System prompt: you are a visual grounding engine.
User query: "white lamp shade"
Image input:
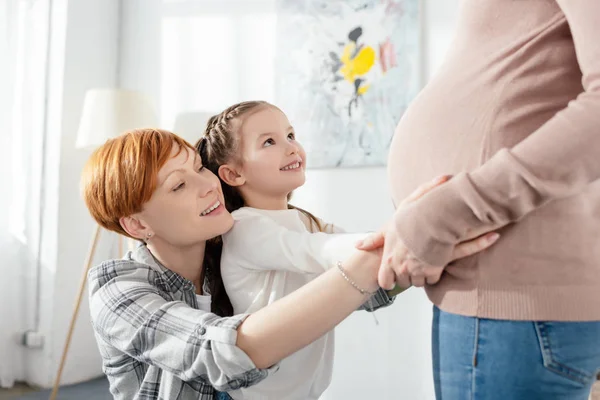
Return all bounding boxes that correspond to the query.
[75,89,159,148]
[172,111,216,144]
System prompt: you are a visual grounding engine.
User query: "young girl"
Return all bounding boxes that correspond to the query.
[198,101,490,400]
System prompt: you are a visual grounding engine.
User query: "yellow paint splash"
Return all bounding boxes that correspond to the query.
[339,43,376,86]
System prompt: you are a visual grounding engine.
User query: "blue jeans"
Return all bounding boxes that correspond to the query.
[432,306,600,400]
[215,391,232,400]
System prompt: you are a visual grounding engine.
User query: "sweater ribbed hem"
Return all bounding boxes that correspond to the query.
[426,279,600,321]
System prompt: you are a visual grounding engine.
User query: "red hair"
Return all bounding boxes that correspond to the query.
[81,128,194,238]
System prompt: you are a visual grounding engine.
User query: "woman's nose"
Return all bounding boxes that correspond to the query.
[198,175,219,198]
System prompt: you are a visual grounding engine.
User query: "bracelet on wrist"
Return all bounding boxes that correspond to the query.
[336,260,375,296]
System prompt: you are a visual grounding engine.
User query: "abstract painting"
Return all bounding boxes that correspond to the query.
[275,0,420,168]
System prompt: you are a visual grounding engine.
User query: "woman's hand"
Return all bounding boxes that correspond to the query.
[374,228,498,289]
[356,176,500,289]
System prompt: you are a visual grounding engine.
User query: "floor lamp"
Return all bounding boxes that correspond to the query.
[50,89,158,400]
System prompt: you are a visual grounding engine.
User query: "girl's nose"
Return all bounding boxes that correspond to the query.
[286,141,299,155]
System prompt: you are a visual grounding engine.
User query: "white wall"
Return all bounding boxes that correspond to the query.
[422,0,461,80]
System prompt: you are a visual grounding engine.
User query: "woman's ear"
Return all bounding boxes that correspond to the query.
[218,164,246,187]
[119,215,150,241]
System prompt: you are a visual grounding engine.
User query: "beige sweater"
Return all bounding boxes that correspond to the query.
[388,0,600,321]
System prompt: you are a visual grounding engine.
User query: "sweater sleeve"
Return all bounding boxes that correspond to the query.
[393,0,600,266]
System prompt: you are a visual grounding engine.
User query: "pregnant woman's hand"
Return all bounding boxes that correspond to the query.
[356,176,500,289]
[376,228,499,289]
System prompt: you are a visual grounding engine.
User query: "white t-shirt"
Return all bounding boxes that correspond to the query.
[222,207,366,400]
[195,294,211,312]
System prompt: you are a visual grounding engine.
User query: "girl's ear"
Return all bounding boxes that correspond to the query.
[218,164,246,187]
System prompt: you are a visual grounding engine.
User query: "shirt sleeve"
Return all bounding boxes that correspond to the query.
[312,219,396,311]
[225,213,367,274]
[88,263,278,392]
[392,1,600,266]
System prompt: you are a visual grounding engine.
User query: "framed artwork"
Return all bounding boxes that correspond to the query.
[275,0,421,168]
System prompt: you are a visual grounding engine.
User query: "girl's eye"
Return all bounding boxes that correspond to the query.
[173,182,185,192]
[287,132,295,140]
[263,138,275,147]
[198,165,205,173]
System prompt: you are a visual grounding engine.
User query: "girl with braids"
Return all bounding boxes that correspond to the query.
[198,101,500,400]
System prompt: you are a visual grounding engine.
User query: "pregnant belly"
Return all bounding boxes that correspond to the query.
[387,81,487,205]
[387,69,565,206]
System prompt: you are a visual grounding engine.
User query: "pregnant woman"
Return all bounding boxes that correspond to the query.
[378,1,600,399]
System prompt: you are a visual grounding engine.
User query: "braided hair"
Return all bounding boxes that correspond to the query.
[196,103,328,299]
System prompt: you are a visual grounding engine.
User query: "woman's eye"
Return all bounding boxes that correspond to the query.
[198,165,205,173]
[288,132,295,140]
[173,182,185,192]
[263,138,275,147]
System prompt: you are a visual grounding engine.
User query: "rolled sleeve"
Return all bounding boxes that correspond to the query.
[89,266,278,392]
[200,314,280,391]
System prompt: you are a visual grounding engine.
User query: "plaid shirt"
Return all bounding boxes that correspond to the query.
[88,245,394,400]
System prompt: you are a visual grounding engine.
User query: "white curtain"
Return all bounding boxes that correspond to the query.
[0,0,50,388]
